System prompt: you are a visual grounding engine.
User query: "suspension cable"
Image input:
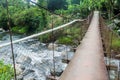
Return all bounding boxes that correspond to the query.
[118,61,120,80]
[51,15,56,78]
[30,1,69,20]
[65,20,69,64]
[6,0,17,80]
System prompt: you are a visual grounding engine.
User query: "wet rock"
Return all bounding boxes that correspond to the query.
[61,51,67,57]
[108,23,117,30]
[10,54,17,59]
[48,43,58,50]
[23,72,35,80]
[114,19,120,24]
[17,75,23,80]
[50,71,63,76]
[22,69,35,76]
[56,45,66,52]
[110,70,116,80]
[61,51,74,60]
[117,29,120,35]
[16,55,32,64]
[16,64,23,75]
[0,37,72,80]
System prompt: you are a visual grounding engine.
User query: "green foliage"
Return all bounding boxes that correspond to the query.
[58,36,73,45]
[112,36,120,51]
[71,0,80,4]
[58,23,81,45]
[12,26,28,34]
[47,0,68,11]
[0,10,8,30]
[12,7,47,33]
[0,0,49,34]
[0,60,14,80]
[39,33,51,43]
[38,0,47,7]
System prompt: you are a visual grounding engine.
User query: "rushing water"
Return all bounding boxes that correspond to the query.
[0,33,74,80]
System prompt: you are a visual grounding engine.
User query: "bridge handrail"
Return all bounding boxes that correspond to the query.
[0,19,85,48]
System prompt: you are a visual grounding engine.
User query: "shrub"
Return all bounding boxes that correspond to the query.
[112,36,120,51]
[58,36,73,45]
[12,8,48,33]
[12,26,28,34]
[0,60,14,80]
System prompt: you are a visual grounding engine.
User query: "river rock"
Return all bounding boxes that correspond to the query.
[16,55,32,64]
[0,37,72,80]
[108,23,117,29]
[16,64,23,75]
[48,43,58,50]
[117,29,120,35]
[23,72,35,80]
[17,75,23,80]
[114,19,120,24]
[61,51,74,60]
[22,69,35,76]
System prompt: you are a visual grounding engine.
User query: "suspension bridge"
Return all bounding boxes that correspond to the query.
[0,11,120,80]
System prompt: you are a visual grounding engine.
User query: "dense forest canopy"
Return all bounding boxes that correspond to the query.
[0,0,120,34]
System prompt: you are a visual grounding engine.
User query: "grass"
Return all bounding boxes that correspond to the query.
[58,36,73,45]
[58,23,82,46]
[112,35,120,51]
[0,60,14,80]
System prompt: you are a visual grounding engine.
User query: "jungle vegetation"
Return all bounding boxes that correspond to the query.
[0,0,120,34]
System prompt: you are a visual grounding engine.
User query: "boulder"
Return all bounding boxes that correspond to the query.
[22,69,35,76]
[117,29,120,35]
[23,73,35,80]
[16,64,23,75]
[48,43,58,50]
[16,55,32,64]
[108,23,117,30]
[114,19,120,24]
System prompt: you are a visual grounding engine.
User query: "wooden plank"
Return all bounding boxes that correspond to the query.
[59,11,108,80]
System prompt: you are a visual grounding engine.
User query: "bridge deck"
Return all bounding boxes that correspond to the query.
[59,11,108,80]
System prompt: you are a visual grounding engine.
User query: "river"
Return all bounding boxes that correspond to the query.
[0,33,75,80]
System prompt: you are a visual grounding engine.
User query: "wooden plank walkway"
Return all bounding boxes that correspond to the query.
[59,11,108,80]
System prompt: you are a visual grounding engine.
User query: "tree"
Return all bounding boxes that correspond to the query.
[47,0,68,11]
[71,0,80,4]
[38,0,47,7]
[12,8,47,33]
[0,10,8,30]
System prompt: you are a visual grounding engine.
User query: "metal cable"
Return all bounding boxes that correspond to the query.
[30,1,69,20]
[65,23,69,64]
[51,15,56,78]
[6,0,17,80]
[118,61,120,80]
